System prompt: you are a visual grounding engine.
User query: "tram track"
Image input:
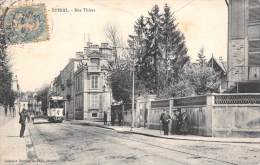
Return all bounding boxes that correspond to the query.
[58,123,237,165]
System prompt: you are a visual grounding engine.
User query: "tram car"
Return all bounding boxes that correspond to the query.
[47,96,66,122]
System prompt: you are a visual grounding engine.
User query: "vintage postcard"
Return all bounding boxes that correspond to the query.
[0,0,260,164]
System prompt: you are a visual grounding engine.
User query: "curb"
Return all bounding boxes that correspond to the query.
[25,125,38,160]
[70,122,115,130]
[71,122,260,144]
[119,131,260,144]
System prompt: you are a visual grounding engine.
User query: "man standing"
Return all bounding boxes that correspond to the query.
[103,111,107,125]
[160,109,171,135]
[19,107,27,138]
[4,105,7,116]
[12,107,16,117]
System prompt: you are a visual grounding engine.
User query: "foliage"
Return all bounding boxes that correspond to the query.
[196,47,206,65]
[36,86,49,115]
[128,4,189,95]
[0,8,15,107]
[104,24,125,68]
[183,63,220,95]
[107,62,132,104]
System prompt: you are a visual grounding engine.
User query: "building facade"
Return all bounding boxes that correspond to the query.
[208,56,228,93]
[50,42,113,120]
[74,42,113,120]
[12,75,21,112]
[227,0,260,89]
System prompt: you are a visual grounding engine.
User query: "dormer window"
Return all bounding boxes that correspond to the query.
[90,58,100,65]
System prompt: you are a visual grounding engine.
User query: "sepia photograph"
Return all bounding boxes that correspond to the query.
[0,0,260,164]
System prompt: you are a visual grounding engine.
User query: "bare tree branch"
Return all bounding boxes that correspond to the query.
[104,24,123,67]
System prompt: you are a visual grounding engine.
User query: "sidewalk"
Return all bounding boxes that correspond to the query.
[69,120,260,144]
[0,108,35,165]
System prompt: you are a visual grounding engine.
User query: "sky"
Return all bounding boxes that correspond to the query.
[7,0,228,91]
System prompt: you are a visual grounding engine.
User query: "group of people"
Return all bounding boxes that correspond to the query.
[103,110,124,126]
[101,109,187,135]
[4,106,16,117]
[160,109,189,135]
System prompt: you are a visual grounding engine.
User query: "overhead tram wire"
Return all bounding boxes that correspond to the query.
[175,0,196,15]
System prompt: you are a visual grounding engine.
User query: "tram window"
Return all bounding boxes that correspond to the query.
[50,101,64,108]
[92,113,97,117]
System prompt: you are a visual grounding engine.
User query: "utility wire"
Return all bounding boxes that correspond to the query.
[175,0,196,14]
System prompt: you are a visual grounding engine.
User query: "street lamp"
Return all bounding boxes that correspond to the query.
[130,42,136,131]
[130,62,135,131]
[102,85,106,119]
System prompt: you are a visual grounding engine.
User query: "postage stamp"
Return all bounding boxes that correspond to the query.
[3,4,49,44]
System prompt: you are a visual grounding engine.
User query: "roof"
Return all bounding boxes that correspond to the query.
[208,56,227,74]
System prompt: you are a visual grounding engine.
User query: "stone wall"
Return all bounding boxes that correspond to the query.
[144,94,260,137]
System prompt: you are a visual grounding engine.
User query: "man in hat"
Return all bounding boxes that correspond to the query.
[103,111,107,125]
[160,109,171,135]
[19,106,27,137]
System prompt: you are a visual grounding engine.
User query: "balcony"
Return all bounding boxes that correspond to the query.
[87,66,101,73]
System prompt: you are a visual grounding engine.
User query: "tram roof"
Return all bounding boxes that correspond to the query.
[49,96,66,101]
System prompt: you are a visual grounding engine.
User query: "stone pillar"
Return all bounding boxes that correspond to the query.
[169,99,174,134]
[207,94,215,137]
[146,95,157,128]
[135,97,141,127]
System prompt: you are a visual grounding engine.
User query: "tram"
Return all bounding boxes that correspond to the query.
[47,96,66,122]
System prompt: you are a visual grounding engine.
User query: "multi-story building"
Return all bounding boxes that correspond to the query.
[60,57,84,120]
[227,0,260,91]
[74,42,113,120]
[50,42,113,120]
[12,75,20,112]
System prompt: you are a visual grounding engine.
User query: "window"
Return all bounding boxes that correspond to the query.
[50,100,64,109]
[90,58,100,65]
[90,94,99,109]
[91,75,98,89]
[249,0,260,24]
[231,0,245,39]
[248,0,260,66]
[92,113,97,117]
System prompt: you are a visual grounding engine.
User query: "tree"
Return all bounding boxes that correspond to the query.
[108,62,132,104]
[104,24,123,67]
[145,5,163,93]
[196,47,206,65]
[36,86,49,115]
[160,4,189,91]
[128,4,189,96]
[0,8,14,107]
[183,63,220,95]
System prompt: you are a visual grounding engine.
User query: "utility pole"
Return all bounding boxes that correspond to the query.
[130,43,135,131]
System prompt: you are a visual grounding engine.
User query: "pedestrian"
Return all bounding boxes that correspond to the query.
[160,109,171,135]
[31,112,35,123]
[4,105,7,116]
[19,107,27,138]
[27,111,30,123]
[12,107,16,117]
[111,111,115,126]
[144,108,148,128]
[118,111,123,126]
[103,111,107,125]
[9,106,12,115]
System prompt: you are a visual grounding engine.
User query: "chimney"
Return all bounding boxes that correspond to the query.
[101,43,109,48]
[76,51,84,58]
[86,42,92,47]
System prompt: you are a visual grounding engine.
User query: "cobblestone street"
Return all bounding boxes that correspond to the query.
[25,119,260,165]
